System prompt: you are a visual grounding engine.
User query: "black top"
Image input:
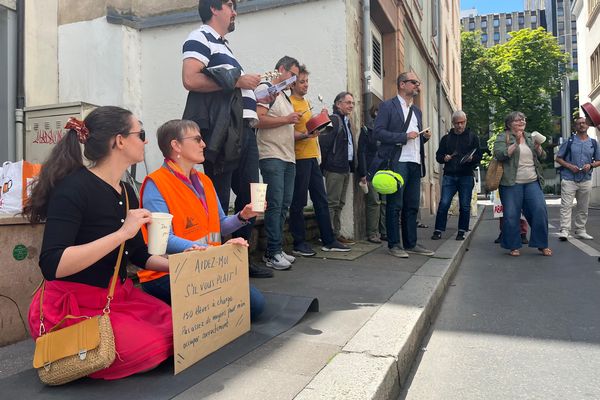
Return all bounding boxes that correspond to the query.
[39,167,151,288]
[357,122,378,177]
[319,111,356,174]
[435,128,482,177]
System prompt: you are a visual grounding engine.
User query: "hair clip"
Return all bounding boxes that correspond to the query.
[65,117,90,144]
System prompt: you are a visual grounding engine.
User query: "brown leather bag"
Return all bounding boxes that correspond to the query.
[485,159,504,191]
[485,133,510,191]
[32,184,129,385]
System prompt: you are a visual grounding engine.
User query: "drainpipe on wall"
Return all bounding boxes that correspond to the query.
[436,0,443,191]
[436,0,443,137]
[361,0,371,125]
[15,0,25,160]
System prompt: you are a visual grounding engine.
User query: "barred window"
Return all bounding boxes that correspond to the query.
[591,44,600,92]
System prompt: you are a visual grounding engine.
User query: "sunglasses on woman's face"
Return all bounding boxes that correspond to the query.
[129,129,146,142]
[181,135,203,143]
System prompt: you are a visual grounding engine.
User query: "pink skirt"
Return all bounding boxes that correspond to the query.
[28,279,173,380]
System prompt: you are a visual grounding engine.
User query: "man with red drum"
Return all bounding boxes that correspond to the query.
[288,66,350,256]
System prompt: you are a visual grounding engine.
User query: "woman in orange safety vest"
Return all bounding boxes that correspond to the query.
[140,119,265,318]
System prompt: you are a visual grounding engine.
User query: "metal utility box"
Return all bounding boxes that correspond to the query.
[23,102,97,163]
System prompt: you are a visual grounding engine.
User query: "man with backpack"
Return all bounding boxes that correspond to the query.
[556,116,600,241]
[374,72,434,258]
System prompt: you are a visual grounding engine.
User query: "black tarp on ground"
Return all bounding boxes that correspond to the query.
[0,292,318,400]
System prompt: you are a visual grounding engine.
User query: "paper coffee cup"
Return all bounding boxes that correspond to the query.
[250,183,268,212]
[358,180,369,194]
[147,212,173,255]
[531,131,546,144]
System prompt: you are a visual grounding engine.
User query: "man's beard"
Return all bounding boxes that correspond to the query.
[228,21,235,32]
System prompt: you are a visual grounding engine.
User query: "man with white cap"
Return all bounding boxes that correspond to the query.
[555,116,600,240]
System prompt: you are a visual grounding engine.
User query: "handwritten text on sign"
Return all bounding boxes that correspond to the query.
[169,244,250,375]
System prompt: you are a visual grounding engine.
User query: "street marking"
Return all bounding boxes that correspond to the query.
[550,232,600,256]
[567,237,600,256]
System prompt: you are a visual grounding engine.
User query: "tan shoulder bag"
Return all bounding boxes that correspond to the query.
[485,133,510,191]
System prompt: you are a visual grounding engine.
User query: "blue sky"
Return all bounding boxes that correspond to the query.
[460,0,524,14]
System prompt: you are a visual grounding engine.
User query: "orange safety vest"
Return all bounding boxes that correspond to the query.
[137,166,221,283]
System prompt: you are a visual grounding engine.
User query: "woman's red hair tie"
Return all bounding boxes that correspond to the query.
[64,117,89,144]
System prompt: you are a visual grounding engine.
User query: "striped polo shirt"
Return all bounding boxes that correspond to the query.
[182,25,258,124]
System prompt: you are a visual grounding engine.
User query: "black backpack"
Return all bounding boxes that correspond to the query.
[560,134,597,169]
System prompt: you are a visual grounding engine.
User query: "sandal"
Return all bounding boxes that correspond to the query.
[509,249,520,257]
[538,248,552,256]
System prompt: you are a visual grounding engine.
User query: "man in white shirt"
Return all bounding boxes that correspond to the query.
[374,72,434,258]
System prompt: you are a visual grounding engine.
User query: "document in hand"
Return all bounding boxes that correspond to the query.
[460,148,477,164]
[254,75,297,100]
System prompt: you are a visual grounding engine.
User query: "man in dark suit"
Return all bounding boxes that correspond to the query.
[374,72,434,258]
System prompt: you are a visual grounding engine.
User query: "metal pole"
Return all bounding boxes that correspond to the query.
[15,0,24,160]
[361,0,371,125]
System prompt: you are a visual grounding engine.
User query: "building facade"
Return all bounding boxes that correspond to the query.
[543,0,578,138]
[461,9,547,47]
[525,0,546,10]
[6,0,461,238]
[571,0,600,204]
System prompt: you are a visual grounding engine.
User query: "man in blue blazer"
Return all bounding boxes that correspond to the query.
[374,72,435,258]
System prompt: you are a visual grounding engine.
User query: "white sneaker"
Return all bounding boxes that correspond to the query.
[558,229,569,241]
[264,253,292,270]
[281,251,296,263]
[574,231,594,240]
[262,252,296,264]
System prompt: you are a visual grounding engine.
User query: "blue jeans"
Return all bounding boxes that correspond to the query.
[434,174,474,232]
[499,181,548,250]
[289,158,335,246]
[386,162,421,249]
[259,158,296,256]
[204,125,259,241]
[142,276,265,320]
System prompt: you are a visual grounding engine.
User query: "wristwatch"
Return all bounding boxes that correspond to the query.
[237,213,250,224]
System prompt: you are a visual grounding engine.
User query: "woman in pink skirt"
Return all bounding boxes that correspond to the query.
[23,106,173,380]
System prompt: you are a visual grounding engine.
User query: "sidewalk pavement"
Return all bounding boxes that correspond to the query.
[0,208,482,399]
[173,206,484,399]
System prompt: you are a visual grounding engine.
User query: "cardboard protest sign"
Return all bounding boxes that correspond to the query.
[169,243,250,374]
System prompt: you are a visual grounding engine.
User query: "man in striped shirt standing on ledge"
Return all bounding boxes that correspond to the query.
[181,0,274,278]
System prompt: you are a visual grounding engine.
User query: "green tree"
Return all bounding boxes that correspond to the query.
[483,28,569,135]
[461,28,569,167]
[460,31,492,136]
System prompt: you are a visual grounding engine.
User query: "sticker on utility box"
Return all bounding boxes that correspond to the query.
[13,244,28,261]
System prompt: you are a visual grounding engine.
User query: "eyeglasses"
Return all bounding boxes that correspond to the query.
[402,79,421,86]
[512,118,526,122]
[341,100,356,105]
[129,130,146,142]
[181,135,203,143]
